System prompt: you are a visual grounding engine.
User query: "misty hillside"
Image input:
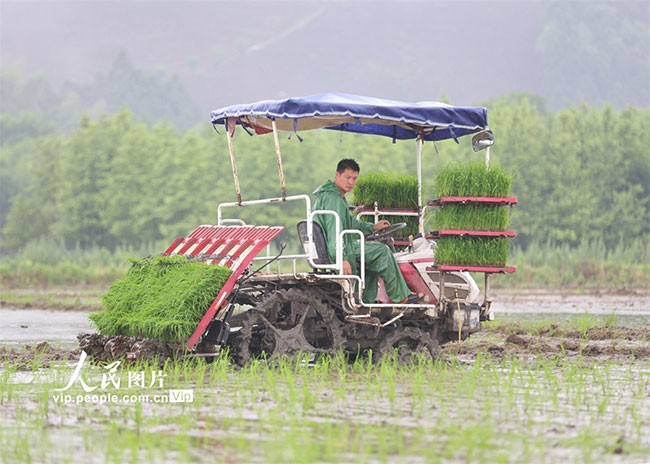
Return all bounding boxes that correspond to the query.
[1,1,648,129]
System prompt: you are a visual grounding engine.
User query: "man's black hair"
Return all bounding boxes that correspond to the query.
[336,158,360,173]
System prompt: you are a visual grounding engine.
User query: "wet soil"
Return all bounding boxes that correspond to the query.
[1,289,648,368]
[2,319,648,370]
[0,341,81,368]
[443,323,650,363]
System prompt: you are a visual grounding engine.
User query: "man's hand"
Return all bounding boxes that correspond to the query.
[373,220,390,231]
[342,260,352,275]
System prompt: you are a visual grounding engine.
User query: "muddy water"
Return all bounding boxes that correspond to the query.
[492,291,650,327]
[492,290,650,315]
[0,308,93,347]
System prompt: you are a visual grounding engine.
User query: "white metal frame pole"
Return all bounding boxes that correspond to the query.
[225,125,242,204]
[416,135,424,235]
[271,119,287,199]
[485,146,491,168]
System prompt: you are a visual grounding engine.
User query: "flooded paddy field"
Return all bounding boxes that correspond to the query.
[1,290,649,463]
[493,289,650,327]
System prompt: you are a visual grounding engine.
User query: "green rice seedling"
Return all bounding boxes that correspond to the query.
[434,161,513,198]
[89,255,232,342]
[352,172,420,236]
[602,313,618,327]
[429,204,511,231]
[434,236,509,265]
[354,172,419,208]
[429,161,514,263]
[570,313,610,340]
[7,331,650,463]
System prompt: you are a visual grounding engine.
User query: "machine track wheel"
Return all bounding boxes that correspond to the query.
[229,310,278,366]
[230,288,346,366]
[375,327,440,363]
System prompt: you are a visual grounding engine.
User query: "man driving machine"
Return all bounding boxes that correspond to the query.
[313,159,423,304]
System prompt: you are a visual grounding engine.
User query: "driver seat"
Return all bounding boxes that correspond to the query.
[297,220,331,266]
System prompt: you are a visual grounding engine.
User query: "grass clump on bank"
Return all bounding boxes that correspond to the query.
[89,255,231,342]
[352,172,419,236]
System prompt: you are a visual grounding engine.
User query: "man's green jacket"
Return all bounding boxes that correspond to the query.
[312,179,411,304]
[313,180,373,274]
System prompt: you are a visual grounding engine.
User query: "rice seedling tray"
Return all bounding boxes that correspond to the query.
[430,229,517,238]
[91,225,285,349]
[428,264,516,274]
[433,161,513,197]
[433,236,509,266]
[427,196,518,206]
[166,225,285,349]
[91,255,234,343]
[355,207,418,214]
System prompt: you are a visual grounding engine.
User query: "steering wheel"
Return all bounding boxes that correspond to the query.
[366,222,407,242]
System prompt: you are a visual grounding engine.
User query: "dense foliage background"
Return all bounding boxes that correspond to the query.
[2,94,648,257]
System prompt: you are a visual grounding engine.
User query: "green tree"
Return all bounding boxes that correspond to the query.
[2,102,648,258]
[99,118,167,245]
[50,113,131,249]
[1,136,63,250]
[487,96,547,248]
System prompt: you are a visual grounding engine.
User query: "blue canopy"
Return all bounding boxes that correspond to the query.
[211,93,488,142]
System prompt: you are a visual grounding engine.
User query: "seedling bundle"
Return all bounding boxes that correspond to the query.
[352,172,419,236]
[433,161,512,197]
[90,255,232,342]
[431,161,514,266]
[429,205,510,231]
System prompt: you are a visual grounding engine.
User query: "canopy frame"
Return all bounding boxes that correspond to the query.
[213,93,490,229]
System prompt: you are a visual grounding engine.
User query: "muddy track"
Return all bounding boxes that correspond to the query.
[444,323,650,362]
[0,342,81,369]
[2,321,648,370]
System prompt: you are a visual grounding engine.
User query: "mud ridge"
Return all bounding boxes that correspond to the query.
[442,325,650,362]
